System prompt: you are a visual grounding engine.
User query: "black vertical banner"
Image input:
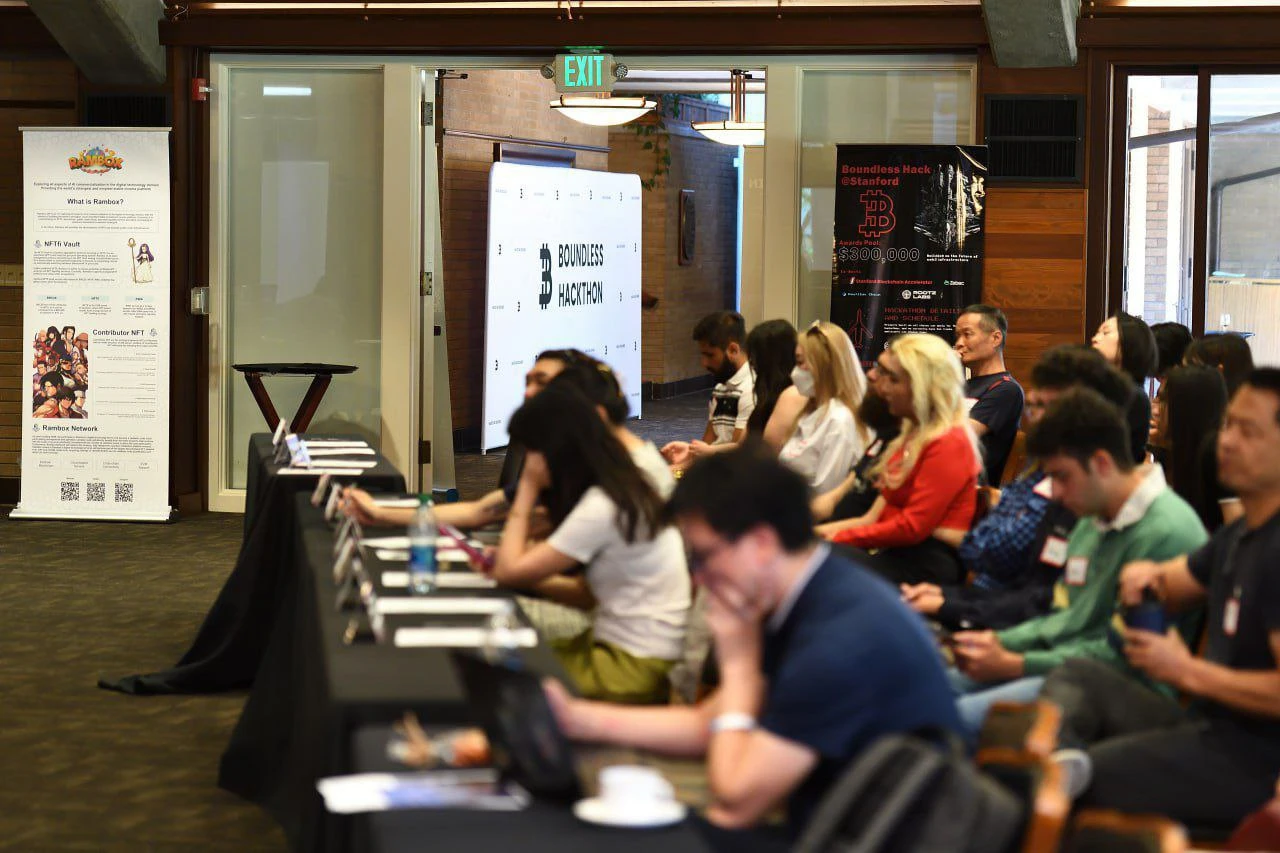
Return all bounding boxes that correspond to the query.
[830,144,988,367]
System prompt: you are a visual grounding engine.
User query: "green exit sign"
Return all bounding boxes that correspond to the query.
[554,53,614,94]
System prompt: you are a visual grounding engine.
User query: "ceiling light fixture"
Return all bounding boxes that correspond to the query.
[693,69,764,147]
[549,93,656,127]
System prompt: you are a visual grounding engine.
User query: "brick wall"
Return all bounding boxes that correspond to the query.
[439,70,607,439]
[1143,108,1171,324]
[608,98,737,388]
[0,56,79,483]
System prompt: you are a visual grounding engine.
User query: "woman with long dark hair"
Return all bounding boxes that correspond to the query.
[744,318,797,438]
[493,383,690,704]
[1184,332,1254,396]
[1152,364,1235,530]
[1092,311,1157,464]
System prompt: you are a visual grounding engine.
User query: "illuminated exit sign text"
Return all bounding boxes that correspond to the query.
[554,53,614,94]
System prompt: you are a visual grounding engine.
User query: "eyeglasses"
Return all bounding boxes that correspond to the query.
[686,538,736,573]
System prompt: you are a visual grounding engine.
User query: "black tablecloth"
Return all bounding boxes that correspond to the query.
[219,495,567,853]
[347,725,713,853]
[98,434,404,695]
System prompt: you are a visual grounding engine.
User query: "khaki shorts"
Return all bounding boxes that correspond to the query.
[551,630,675,705]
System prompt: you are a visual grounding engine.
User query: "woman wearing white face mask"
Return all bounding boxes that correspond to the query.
[777,321,871,494]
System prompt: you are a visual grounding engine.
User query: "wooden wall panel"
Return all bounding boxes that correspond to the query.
[983,187,1088,387]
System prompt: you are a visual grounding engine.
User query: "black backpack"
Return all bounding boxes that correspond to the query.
[792,732,1023,853]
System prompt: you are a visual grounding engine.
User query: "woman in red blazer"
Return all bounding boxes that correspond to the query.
[817,332,981,585]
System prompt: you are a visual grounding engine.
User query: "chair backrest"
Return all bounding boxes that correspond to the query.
[667,586,712,704]
[794,732,1023,853]
[974,485,999,526]
[977,700,1062,759]
[1001,431,1028,485]
[976,747,1071,853]
[1065,809,1189,853]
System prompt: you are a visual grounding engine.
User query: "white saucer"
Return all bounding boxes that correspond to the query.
[572,796,688,828]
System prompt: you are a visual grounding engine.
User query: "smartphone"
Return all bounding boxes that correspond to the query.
[439,521,495,569]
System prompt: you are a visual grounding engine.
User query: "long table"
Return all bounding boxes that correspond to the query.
[218,495,569,852]
[347,724,714,853]
[100,434,405,695]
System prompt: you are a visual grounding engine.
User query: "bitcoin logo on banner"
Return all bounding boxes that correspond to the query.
[538,243,553,309]
[858,189,896,238]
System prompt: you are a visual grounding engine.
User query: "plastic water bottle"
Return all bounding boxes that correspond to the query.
[482,600,523,665]
[408,497,437,595]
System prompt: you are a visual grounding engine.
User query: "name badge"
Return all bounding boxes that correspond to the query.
[324,483,343,523]
[311,472,333,507]
[1065,556,1089,586]
[1040,536,1069,568]
[1224,597,1241,637]
[333,535,357,584]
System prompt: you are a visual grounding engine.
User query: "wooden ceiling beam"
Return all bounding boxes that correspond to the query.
[158,7,989,50]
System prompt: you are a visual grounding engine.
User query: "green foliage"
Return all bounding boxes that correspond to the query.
[632,93,686,191]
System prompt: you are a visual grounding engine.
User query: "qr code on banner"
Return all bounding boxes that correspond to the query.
[87,482,106,503]
[114,482,134,503]
[60,481,80,502]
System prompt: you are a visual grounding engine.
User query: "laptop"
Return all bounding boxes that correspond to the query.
[449,651,583,803]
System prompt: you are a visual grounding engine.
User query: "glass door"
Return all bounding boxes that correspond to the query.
[208,58,435,511]
[1206,74,1280,366]
[1122,75,1198,327]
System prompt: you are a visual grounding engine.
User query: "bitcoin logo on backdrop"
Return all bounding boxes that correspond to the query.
[858,190,896,238]
[538,244,553,309]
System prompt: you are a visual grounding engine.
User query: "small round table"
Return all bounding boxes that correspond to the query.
[232,363,357,433]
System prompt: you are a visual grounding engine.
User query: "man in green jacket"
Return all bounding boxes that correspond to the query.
[945,387,1208,738]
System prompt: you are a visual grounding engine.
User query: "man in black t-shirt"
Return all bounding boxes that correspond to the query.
[955,304,1024,485]
[1045,368,1280,833]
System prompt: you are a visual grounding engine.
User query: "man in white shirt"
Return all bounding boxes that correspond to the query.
[663,311,755,471]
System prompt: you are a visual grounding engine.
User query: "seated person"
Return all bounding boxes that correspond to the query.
[663,311,754,469]
[488,384,690,705]
[954,304,1024,486]
[902,346,1132,631]
[817,333,980,586]
[1151,365,1237,531]
[944,387,1207,738]
[777,321,870,495]
[342,349,672,527]
[1041,370,1280,833]
[810,387,900,524]
[1091,312,1158,464]
[1184,330,1254,396]
[542,443,960,842]
[742,318,798,445]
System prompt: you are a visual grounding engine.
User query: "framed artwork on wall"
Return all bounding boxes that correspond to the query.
[679,189,696,265]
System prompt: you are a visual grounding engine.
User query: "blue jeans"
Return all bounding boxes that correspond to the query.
[947,668,1046,744]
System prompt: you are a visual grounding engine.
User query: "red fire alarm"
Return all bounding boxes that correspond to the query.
[191,78,210,102]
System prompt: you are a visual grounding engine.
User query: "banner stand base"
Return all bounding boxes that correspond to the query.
[8,504,177,523]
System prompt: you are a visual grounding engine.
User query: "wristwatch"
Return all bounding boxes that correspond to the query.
[709,712,758,734]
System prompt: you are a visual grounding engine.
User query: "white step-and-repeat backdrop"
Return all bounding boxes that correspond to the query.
[482,162,643,451]
[15,128,171,521]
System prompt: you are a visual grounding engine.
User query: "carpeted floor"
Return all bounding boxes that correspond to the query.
[0,394,710,852]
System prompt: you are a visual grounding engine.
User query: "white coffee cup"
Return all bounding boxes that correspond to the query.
[598,765,674,813]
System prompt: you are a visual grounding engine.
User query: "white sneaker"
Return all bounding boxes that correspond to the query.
[1052,748,1093,800]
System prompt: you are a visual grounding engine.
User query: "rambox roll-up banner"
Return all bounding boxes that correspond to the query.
[830,144,988,367]
[482,162,643,452]
[15,128,172,521]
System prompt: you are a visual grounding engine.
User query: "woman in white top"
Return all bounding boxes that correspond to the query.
[492,382,690,705]
[776,320,870,494]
